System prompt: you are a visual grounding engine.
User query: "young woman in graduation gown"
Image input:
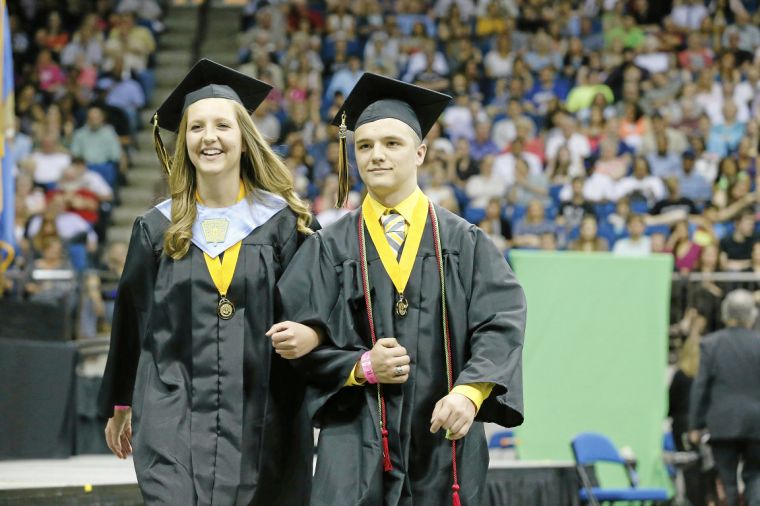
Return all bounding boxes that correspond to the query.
[97,60,319,506]
[276,74,527,506]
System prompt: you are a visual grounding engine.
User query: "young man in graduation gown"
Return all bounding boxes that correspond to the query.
[98,60,319,505]
[274,73,527,506]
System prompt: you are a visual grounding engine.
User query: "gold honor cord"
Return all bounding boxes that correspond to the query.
[361,193,429,316]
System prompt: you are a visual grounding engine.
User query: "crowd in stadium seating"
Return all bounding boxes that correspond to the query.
[5,0,162,337]
[5,0,760,341]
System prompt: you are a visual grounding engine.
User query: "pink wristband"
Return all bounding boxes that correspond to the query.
[114,405,131,411]
[360,351,378,384]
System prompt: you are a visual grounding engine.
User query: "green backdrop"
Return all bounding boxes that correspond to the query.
[509,251,674,494]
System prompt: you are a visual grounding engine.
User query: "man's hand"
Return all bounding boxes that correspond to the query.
[430,393,476,440]
[688,429,703,446]
[105,408,132,459]
[356,337,410,384]
[266,321,323,359]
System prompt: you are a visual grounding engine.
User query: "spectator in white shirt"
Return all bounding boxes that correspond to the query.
[465,154,508,208]
[671,0,709,31]
[31,135,72,187]
[613,214,652,256]
[545,112,591,177]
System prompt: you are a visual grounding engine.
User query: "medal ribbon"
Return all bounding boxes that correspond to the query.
[361,192,429,296]
[203,241,242,298]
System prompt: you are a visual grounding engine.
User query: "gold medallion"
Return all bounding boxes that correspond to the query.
[202,218,230,244]
[217,296,235,320]
[395,293,408,318]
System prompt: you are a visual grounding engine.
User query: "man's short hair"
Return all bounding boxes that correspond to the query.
[721,289,759,327]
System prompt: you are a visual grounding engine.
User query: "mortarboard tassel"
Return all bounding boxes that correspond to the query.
[382,428,392,472]
[452,484,461,506]
[335,111,349,208]
[152,113,172,176]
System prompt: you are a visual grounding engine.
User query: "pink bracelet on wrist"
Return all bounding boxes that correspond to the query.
[114,405,131,411]
[360,351,378,384]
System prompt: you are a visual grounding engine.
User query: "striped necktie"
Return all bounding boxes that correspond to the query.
[381,210,406,259]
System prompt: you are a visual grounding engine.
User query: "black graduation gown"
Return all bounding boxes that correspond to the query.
[97,206,312,506]
[277,205,526,506]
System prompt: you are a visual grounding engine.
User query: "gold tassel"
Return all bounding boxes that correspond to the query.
[152,113,172,176]
[335,111,350,208]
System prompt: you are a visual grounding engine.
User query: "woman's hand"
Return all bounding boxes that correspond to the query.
[266,321,324,359]
[105,408,132,459]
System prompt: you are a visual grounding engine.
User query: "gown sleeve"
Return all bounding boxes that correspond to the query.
[276,232,367,422]
[454,226,527,427]
[97,216,159,418]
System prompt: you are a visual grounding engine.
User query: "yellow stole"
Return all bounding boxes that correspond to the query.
[361,192,429,296]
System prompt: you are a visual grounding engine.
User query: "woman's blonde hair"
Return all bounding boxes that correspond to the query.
[163,101,312,260]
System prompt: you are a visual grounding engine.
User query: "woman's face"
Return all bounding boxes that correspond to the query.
[185,98,244,179]
[580,217,597,240]
[701,245,718,269]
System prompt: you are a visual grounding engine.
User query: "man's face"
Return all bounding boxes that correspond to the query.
[87,108,104,129]
[738,214,755,236]
[354,118,425,198]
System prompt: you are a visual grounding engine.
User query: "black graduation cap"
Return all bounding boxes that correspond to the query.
[151,58,272,174]
[330,73,451,207]
[331,72,451,139]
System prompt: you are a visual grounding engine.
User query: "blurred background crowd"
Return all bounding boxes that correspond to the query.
[4,0,760,377]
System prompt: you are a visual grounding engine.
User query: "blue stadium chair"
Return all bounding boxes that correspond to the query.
[597,221,617,247]
[571,432,669,505]
[451,185,470,212]
[645,224,671,237]
[630,200,650,215]
[507,204,528,222]
[545,203,558,220]
[463,206,486,225]
[488,430,516,449]
[549,184,563,207]
[87,162,118,189]
[594,202,616,221]
[67,243,88,273]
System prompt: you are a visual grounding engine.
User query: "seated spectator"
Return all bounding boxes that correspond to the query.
[23,237,77,304]
[545,112,591,177]
[707,102,746,157]
[423,164,459,214]
[60,13,104,68]
[613,214,652,256]
[646,134,683,179]
[98,56,146,136]
[49,165,104,225]
[79,240,129,338]
[30,135,72,187]
[617,100,648,151]
[484,33,514,79]
[26,193,99,255]
[465,154,507,209]
[614,156,667,207]
[507,158,550,207]
[469,120,499,161]
[479,197,512,250]
[104,11,156,76]
[33,49,66,97]
[651,177,699,217]
[678,151,712,203]
[568,215,609,252]
[592,136,630,181]
[490,98,523,149]
[719,209,758,271]
[667,220,701,273]
[451,138,478,185]
[608,197,633,236]
[677,32,713,73]
[641,113,689,156]
[70,105,122,170]
[547,145,573,186]
[526,66,570,117]
[512,200,556,249]
[493,136,543,185]
[314,175,352,227]
[557,176,595,230]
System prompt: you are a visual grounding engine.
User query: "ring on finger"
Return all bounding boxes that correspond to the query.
[394,365,404,376]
